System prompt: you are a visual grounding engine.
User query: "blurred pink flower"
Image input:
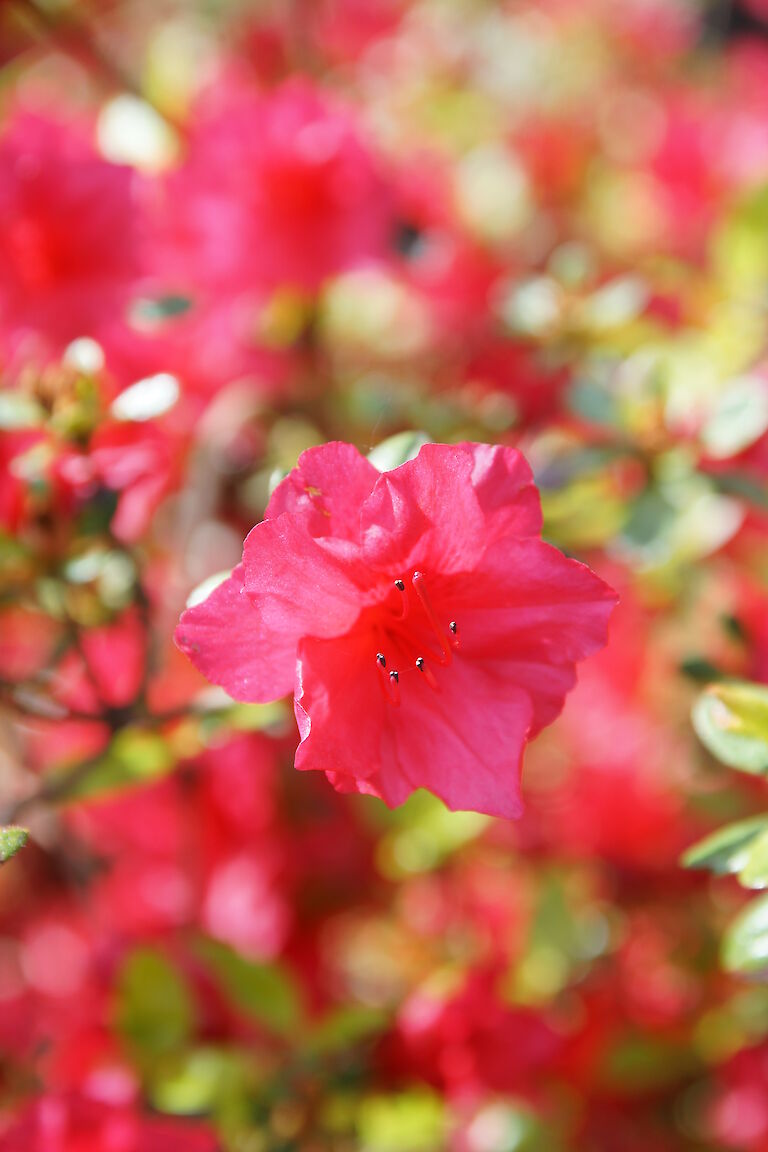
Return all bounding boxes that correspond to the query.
[0,114,140,359]
[155,79,394,296]
[0,1094,217,1152]
[176,441,616,817]
[57,421,179,544]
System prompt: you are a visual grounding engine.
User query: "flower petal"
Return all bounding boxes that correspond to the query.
[295,630,531,819]
[241,512,369,633]
[294,631,388,781]
[361,442,540,575]
[175,565,296,701]
[451,536,618,733]
[382,657,532,818]
[266,440,380,541]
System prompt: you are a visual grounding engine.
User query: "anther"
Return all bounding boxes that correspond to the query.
[376,652,397,706]
[376,653,401,706]
[416,656,440,692]
[412,571,452,665]
[394,579,405,591]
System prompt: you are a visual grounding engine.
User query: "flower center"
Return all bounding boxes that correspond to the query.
[374,571,459,707]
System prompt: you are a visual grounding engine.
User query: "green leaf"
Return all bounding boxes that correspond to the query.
[367,431,431,472]
[115,948,195,1057]
[64,727,175,800]
[712,471,768,513]
[0,392,44,429]
[458,1103,556,1152]
[682,816,768,876]
[357,1090,445,1152]
[739,829,768,889]
[132,294,192,324]
[692,681,768,775]
[307,1006,387,1055]
[679,657,723,684]
[184,570,231,610]
[567,378,619,427]
[0,826,29,864]
[701,375,768,459]
[196,938,301,1037]
[112,373,180,422]
[602,1034,694,1091]
[723,894,768,974]
[151,1047,253,1120]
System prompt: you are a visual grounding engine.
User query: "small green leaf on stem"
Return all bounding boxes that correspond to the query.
[0,826,29,864]
[723,893,768,974]
[367,431,431,472]
[692,681,768,775]
[682,816,768,876]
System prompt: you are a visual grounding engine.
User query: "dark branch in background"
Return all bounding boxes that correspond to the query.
[700,0,768,44]
[1,752,106,825]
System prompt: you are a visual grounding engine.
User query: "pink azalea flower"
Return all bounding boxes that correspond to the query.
[176,441,616,818]
[154,79,394,295]
[0,1093,217,1152]
[0,113,140,360]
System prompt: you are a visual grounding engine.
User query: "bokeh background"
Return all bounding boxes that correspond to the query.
[2,0,768,1148]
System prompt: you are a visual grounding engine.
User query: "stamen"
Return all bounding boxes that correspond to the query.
[392,578,409,620]
[416,656,440,692]
[412,571,452,665]
[449,620,459,650]
[376,653,401,706]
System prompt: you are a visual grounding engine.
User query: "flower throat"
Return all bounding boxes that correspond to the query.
[375,571,459,706]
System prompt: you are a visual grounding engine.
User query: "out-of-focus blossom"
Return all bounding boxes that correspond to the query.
[0,115,140,362]
[154,80,394,297]
[0,1094,218,1152]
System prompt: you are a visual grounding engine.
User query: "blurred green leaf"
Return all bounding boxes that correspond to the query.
[197,938,301,1037]
[132,295,192,324]
[711,471,768,512]
[739,830,768,890]
[693,681,768,775]
[357,1090,445,1152]
[152,1046,254,1123]
[680,656,723,684]
[682,816,768,876]
[603,1034,694,1091]
[367,431,431,472]
[0,826,28,864]
[701,375,768,459]
[184,569,231,610]
[567,378,619,427]
[723,894,768,974]
[461,1103,553,1152]
[376,790,488,878]
[307,1006,387,1055]
[0,392,44,429]
[111,373,180,422]
[115,948,195,1057]
[63,728,175,800]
